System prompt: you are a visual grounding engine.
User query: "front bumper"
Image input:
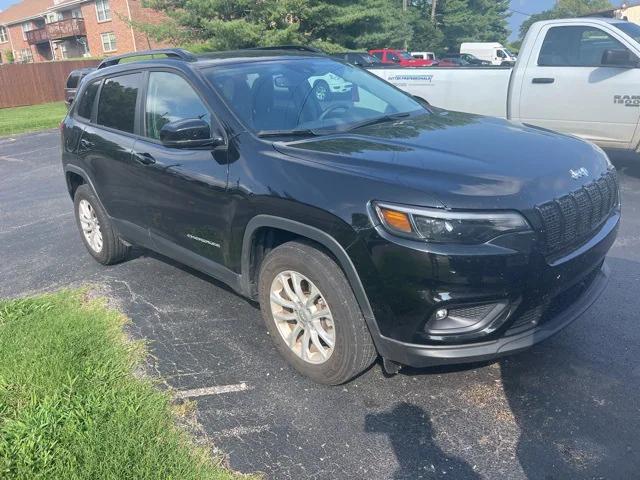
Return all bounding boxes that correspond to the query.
[352,209,619,368]
[373,262,609,367]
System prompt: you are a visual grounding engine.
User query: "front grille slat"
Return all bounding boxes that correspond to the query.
[536,170,618,256]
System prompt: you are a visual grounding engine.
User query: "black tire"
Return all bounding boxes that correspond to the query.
[73,184,129,265]
[258,241,377,384]
[313,80,330,101]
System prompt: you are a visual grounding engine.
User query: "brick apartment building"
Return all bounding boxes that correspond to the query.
[0,0,168,64]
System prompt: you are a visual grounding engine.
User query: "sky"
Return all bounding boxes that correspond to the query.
[0,0,557,42]
[508,0,557,40]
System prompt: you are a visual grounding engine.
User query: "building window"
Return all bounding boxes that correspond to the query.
[21,22,32,40]
[72,9,83,18]
[18,48,34,63]
[95,0,111,22]
[0,26,8,43]
[101,32,116,52]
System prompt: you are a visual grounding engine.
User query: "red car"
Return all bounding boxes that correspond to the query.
[368,49,436,67]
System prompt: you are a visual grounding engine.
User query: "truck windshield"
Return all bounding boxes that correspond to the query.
[203,58,426,135]
[614,22,640,43]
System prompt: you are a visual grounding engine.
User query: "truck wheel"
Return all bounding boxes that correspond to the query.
[313,80,330,101]
[258,241,377,385]
[73,184,129,265]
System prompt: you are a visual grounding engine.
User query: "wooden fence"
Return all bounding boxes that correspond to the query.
[0,59,99,108]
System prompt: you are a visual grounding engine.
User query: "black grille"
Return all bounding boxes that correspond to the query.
[536,170,618,256]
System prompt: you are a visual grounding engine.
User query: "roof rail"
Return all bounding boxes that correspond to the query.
[97,48,197,69]
[249,45,325,54]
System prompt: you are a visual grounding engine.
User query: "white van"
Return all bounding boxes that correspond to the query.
[460,42,517,65]
[411,51,436,61]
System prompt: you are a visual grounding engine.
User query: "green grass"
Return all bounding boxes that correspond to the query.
[0,102,67,137]
[0,291,243,480]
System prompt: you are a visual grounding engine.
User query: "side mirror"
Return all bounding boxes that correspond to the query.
[413,95,431,107]
[601,49,638,67]
[159,118,222,148]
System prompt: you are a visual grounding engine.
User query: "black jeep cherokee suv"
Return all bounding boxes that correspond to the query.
[61,48,620,384]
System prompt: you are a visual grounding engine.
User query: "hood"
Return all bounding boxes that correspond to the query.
[274,111,611,211]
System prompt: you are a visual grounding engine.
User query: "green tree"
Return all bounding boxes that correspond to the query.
[519,0,612,39]
[141,0,413,52]
[413,0,509,53]
[139,0,510,54]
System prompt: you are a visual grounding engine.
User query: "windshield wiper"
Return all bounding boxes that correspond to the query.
[341,112,411,132]
[256,129,319,138]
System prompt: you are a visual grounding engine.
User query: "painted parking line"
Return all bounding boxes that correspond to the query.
[175,382,249,399]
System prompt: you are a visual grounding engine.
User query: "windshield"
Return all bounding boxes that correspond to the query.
[614,21,640,43]
[203,58,425,134]
[504,48,515,57]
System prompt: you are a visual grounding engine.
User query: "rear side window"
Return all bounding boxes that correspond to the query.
[96,73,142,134]
[144,71,210,140]
[539,26,630,67]
[66,73,80,89]
[76,80,100,120]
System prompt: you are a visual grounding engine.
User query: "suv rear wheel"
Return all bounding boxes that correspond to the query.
[74,184,129,265]
[258,241,377,384]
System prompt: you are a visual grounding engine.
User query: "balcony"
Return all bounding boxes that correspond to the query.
[25,18,86,45]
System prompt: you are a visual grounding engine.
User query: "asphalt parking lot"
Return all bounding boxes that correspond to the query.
[1,130,640,479]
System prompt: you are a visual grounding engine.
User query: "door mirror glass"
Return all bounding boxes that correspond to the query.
[601,48,637,67]
[159,118,218,148]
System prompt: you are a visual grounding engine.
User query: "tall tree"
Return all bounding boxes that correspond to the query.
[434,0,510,51]
[519,0,612,39]
[138,0,511,54]
[141,0,412,51]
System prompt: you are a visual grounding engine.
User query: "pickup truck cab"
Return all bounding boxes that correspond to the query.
[371,18,640,152]
[369,48,435,66]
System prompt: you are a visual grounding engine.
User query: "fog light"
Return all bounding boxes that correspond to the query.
[435,308,448,320]
[425,301,511,341]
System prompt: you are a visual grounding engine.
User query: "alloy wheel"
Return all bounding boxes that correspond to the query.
[78,199,103,253]
[269,270,336,364]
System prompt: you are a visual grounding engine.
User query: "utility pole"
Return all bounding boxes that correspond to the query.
[431,0,437,25]
[403,0,408,50]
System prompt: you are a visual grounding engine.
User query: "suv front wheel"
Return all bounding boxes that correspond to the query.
[258,241,377,384]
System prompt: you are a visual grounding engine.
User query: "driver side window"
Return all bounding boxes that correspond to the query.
[144,71,210,140]
[538,26,633,67]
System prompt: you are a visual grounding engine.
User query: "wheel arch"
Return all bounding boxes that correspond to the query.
[64,165,109,214]
[241,215,377,325]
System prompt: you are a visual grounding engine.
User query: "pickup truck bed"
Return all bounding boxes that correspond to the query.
[370,66,512,118]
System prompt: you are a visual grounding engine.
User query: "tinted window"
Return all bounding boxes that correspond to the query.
[96,73,142,133]
[76,80,100,120]
[66,73,80,89]
[144,72,210,140]
[204,58,424,133]
[614,22,640,43]
[371,52,383,60]
[539,26,630,67]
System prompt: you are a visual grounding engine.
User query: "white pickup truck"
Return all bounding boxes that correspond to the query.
[370,18,640,152]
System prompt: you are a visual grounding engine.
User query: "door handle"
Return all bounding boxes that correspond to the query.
[133,151,156,165]
[532,77,555,84]
[79,138,94,150]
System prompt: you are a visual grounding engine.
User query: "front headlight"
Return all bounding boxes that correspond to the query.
[373,202,531,244]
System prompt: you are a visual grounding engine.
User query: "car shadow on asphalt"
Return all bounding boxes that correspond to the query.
[365,402,481,479]
[391,256,639,479]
